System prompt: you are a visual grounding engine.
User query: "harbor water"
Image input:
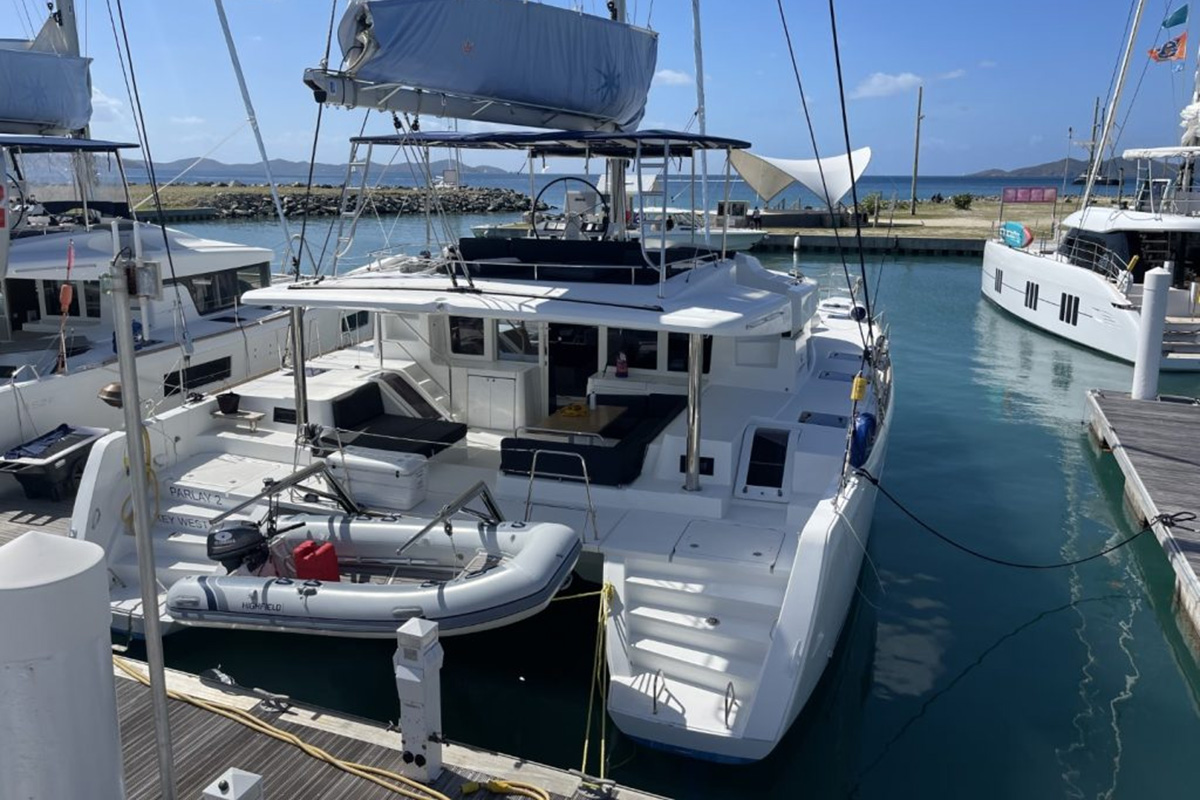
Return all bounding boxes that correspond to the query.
[138,214,1200,798]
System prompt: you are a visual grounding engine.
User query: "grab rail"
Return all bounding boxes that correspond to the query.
[523,449,600,542]
[396,480,504,557]
[651,668,666,715]
[723,681,736,729]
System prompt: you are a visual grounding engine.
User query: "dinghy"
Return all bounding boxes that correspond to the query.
[166,508,580,638]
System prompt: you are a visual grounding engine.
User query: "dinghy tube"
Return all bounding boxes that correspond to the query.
[165,514,581,637]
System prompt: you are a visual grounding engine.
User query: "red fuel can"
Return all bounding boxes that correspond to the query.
[293,540,340,582]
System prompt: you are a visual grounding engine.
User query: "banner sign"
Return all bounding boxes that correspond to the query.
[1002,187,1058,203]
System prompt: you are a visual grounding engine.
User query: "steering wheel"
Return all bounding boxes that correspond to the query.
[5,172,27,230]
[531,175,610,240]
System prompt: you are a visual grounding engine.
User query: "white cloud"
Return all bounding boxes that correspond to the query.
[170,115,205,126]
[652,69,693,87]
[850,72,922,99]
[979,60,998,69]
[938,69,966,80]
[90,87,126,125]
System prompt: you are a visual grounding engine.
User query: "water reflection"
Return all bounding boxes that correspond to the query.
[971,300,1130,428]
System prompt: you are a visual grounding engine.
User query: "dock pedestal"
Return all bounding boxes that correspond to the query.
[394,618,444,782]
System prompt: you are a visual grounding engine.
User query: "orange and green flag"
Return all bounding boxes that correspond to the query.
[1150,32,1188,61]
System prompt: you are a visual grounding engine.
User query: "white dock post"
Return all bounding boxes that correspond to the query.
[1132,265,1171,400]
[0,532,124,800]
[394,618,444,782]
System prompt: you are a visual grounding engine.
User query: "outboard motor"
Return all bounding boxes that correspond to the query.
[207,519,269,574]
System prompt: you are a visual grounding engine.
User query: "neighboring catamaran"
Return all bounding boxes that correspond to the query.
[0,4,364,489]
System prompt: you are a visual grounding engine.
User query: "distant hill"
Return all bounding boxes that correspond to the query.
[121,156,509,183]
[969,156,1167,179]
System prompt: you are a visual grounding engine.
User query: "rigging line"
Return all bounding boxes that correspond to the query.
[132,121,249,209]
[773,0,868,351]
[827,0,874,330]
[317,109,374,270]
[12,0,34,39]
[296,0,341,276]
[1103,0,1140,126]
[848,593,1138,797]
[854,467,1195,569]
[112,0,191,342]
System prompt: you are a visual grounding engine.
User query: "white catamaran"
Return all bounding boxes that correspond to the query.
[0,6,364,496]
[72,0,892,763]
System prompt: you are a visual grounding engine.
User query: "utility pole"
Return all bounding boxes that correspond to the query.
[909,85,923,215]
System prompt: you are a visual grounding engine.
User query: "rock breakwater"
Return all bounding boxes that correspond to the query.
[194,186,538,219]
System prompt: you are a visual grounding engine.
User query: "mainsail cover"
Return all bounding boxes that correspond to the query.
[330,0,657,131]
[731,148,872,207]
[0,18,91,134]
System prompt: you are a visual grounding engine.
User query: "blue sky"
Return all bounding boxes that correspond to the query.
[6,0,1198,174]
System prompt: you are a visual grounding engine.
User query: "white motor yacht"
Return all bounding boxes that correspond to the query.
[981,0,1200,370]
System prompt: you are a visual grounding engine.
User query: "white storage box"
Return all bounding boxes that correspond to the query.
[326,449,428,511]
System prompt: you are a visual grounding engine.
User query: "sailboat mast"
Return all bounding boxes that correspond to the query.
[608,0,629,241]
[56,0,81,60]
[1083,0,1147,206]
[692,0,710,240]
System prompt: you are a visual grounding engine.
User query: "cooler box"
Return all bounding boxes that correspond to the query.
[294,540,340,582]
[325,449,428,510]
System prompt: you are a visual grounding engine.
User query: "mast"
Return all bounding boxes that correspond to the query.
[1083,0,1147,206]
[56,0,81,62]
[691,0,710,240]
[609,0,629,241]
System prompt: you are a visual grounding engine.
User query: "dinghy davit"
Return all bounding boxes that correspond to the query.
[165,512,581,637]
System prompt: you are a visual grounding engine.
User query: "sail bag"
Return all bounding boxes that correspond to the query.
[334,0,657,131]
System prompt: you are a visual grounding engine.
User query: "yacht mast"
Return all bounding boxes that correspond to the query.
[691,0,710,240]
[1083,0,1147,206]
[609,0,629,241]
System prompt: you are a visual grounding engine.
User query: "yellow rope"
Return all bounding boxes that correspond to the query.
[579,582,613,781]
[550,588,608,602]
[113,656,461,800]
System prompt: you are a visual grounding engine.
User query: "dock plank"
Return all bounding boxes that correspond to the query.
[0,484,661,800]
[1088,389,1200,656]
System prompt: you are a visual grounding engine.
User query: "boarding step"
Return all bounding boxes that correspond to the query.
[609,672,748,734]
[624,571,787,616]
[111,550,220,588]
[627,605,773,658]
[629,637,761,697]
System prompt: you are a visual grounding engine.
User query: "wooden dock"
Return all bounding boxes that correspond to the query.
[114,660,655,800]
[1086,389,1200,654]
[0,484,660,800]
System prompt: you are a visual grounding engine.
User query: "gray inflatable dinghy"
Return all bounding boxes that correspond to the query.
[165,512,580,637]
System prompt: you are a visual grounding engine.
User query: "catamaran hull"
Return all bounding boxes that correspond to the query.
[980,239,1200,370]
[607,395,891,763]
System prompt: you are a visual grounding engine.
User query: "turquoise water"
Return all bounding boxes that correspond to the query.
[142,218,1200,798]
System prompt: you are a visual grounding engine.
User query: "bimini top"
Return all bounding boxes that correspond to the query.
[351,129,752,159]
[1122,146,1200,159]
[241,254,809,338]
[0,134,140,153]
